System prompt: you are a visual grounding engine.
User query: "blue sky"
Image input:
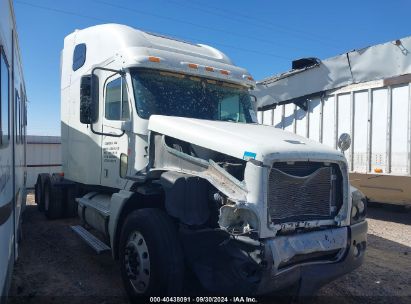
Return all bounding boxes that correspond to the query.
[14,0,411,135]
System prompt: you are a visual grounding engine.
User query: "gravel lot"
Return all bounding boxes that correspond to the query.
[7,193,411,303]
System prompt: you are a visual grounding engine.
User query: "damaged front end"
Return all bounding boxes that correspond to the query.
[146,131,367,295]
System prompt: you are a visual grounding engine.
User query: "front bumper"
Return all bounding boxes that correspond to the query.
[257,220,368,295]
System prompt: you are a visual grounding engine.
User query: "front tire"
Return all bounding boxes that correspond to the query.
[119,208,184,300]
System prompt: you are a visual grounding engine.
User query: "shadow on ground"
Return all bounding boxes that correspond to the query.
[367,203,411,225]
[7,201,411,304]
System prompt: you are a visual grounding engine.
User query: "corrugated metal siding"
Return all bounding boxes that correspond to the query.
[26,135,62,188]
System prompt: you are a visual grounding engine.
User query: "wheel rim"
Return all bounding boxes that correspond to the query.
[124,231,150,294]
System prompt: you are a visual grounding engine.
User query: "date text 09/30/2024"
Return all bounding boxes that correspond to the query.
[149,297,258,303]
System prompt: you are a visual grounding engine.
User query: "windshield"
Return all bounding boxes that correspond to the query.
[130,69,256,123]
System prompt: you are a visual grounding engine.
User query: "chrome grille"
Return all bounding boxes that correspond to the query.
[268,162,340,223]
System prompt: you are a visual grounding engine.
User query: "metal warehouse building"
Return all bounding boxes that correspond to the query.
[26,135,62,188]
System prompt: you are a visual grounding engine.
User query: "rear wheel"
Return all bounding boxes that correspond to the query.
[44,174,65,219]
[119,208,184,300]
[35,173,50,212]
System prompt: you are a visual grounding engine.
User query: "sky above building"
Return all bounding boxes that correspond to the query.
[13,0,411,135]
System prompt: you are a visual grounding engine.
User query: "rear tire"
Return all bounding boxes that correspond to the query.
[119,208,184,300]
[35,173,50,212]
[44,174,65,219]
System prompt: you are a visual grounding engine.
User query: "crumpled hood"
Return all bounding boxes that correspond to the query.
[148,115,346,164]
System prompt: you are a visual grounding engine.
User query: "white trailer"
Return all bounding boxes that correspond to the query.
[0,0,28,300]
[255,37,411,206]
[35,24,367,299]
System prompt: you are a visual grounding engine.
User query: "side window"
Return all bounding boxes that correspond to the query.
[22,91,27,143]
[21,89,25,143]
[105,77,130,121]
[0,48,9,146]
[72,43,86,71]
[15,90,20,144]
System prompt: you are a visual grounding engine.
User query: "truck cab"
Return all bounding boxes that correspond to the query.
[36,24,367,299]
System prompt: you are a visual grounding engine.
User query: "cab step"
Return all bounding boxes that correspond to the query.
[71,225,110,254]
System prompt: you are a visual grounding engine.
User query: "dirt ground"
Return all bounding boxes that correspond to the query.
[7,193,411,303]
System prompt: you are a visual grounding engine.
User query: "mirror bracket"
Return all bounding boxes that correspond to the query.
[121,120,132,132]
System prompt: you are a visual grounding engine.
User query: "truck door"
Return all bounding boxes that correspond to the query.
[100,75,131,189]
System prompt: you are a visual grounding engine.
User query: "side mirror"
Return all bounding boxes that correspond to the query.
[338,133,351,152]
[80,74,99,124]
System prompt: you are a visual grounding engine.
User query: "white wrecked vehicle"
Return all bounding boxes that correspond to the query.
[34,24,367,298]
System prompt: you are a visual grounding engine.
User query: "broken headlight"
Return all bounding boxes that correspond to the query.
[350,187,367,224]
[218,205,259,235]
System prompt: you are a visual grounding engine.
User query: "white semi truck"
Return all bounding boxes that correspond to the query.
[35,24,367,299]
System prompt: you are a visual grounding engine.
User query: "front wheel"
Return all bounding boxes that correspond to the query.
[119,208,184,300]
